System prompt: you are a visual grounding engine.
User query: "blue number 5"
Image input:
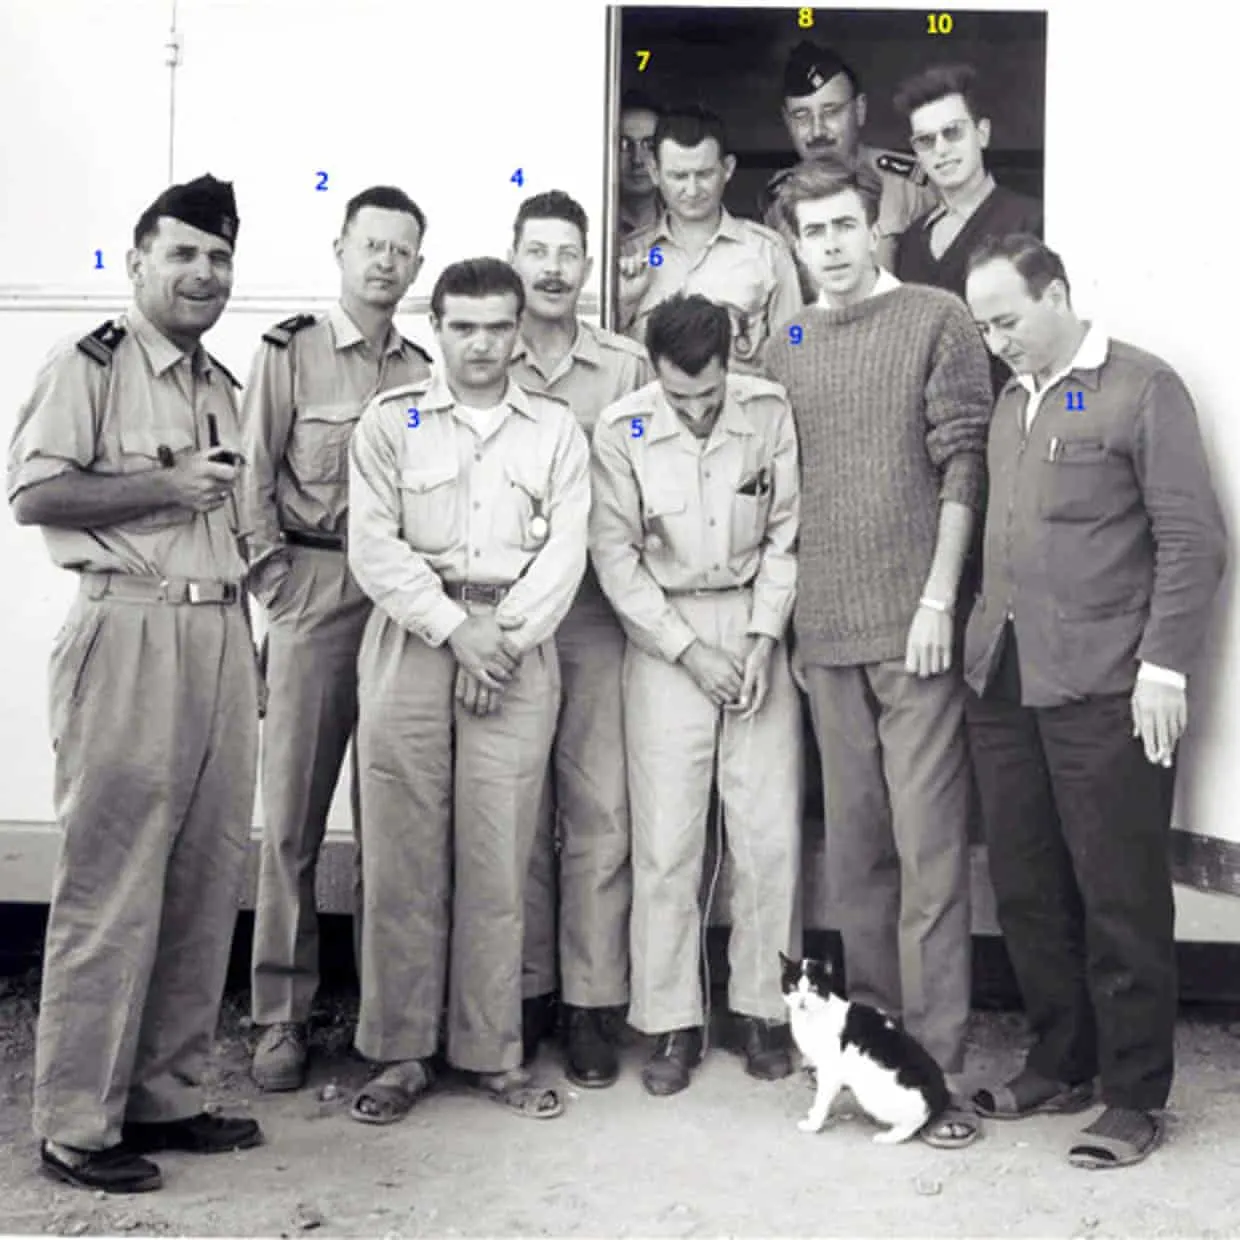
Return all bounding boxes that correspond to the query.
[406,407,421,428]
[630,417,644,439]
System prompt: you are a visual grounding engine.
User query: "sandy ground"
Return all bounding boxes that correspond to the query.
[1,972,1239,1239]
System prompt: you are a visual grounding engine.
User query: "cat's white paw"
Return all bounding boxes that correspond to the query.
[798,1115,826,1133]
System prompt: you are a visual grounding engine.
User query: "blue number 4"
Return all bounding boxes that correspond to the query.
[630,417,644,439]
[406,407,420,428]
[1065,391,1085,411]
[511,168,524,187]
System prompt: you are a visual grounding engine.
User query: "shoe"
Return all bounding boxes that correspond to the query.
[564,1005,620,1089]
[734,1015,793,1081]
[522,994,558,1064]
[641,1028,703,1097]
[122,1112,264,1155]
[40,1141,162,1194]
[251,1021,308,1092]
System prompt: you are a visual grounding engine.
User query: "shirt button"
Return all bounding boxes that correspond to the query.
[712,563,721,571]
[473,501,481,510]
[704,470,711,479]
[708,518,716,527]
[473,549,480,558]
[474,452,482,463]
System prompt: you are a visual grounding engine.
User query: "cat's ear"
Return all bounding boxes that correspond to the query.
[778,951,793,968]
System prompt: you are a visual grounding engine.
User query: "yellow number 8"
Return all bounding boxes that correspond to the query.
[798,7,814,28]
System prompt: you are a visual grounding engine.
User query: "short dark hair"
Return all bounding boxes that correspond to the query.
[894,63,984,124]
[341,186,427,241]
[966,233,1072,303]
[133,208,163,250]
[513,190,589,252]
[646,293,731,375]
[620,88,661,117]
[430,257,526,320]
[777,162,881,232]
[652,104,729,163]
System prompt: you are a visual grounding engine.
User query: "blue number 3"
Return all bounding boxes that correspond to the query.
[406,407,421,428]
[630,417,644,439]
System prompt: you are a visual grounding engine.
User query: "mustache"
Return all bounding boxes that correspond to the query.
[534,280,572,292]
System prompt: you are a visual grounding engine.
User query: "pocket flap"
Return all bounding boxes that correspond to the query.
[120,426,196,459]
[400,464,458,493]
[300,402,361,425]
[644,489,686,519]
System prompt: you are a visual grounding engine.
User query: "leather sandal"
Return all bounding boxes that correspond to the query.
[973,1068,1094,1119]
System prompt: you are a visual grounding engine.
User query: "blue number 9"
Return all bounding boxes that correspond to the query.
[630,417,644,439]
[789,324,803,345]
[406,407,420,428]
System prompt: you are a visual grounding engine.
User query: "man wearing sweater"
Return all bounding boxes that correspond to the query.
[964,235,1226,1168]
[764,164,994,1149]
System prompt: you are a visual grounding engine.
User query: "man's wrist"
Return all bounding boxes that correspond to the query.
[918,594,955,615]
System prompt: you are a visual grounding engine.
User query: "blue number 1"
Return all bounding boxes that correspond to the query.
[406,407,420,428]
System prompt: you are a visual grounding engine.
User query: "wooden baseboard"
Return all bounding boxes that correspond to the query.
[1171,829,1240,896]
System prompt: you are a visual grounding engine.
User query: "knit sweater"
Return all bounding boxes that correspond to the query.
[765,284,993,666]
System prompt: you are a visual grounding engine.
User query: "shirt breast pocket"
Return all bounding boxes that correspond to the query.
[399,463,459,554]
[290,402,361,485]
[499,464,551,553]
[641,488,687,563]
[711,277,769,365]
[1039,439,1128,523]
[730,472,773,558]
[115,426,197,531]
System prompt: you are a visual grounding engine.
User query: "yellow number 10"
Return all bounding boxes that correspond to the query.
[798,7,814,27]
[927,12,953,33]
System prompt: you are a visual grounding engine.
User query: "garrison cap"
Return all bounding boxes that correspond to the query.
[144,173,239,246]
[783,40,852,99]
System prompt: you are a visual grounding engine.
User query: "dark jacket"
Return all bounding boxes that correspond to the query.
[964,334,1227,707]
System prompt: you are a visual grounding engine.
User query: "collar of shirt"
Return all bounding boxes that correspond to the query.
[935,174,996,226]
[815,265,902,309]
[511,318,601,384]
[1016,322,1110,397]
[327,301,404,357]
[415,369,543,424]
[126,302,215,380]
[641,384,755,448]
[650,206,746,250]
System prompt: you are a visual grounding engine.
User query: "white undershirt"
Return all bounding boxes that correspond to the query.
[456,401,507,440]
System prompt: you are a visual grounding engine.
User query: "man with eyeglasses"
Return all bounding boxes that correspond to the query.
[619,90,663,240]
[762,40,937,291]
[242,185,432,1094]
[893,65,1041,313]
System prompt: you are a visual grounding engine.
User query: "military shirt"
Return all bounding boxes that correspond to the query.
[7,305,245,581]
[347,370,591,654]
[621,210,803,374]
[508,319,653,437]
[589,374,800,662]
[239,302,432,575]
[762,143,940,295]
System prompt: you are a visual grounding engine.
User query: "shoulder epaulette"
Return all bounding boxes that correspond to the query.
[594,327,649,360]
[76,319,127,366]
[599,386,656,425]
[731,373,788,403]
[375,377,432,405]
[261,313,317,348]
[206,351,242,389]
[738,216,786,246]
[400,336,433,365]
[874,151,930,186]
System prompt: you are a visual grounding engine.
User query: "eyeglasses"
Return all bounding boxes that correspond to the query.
[910,120,973,155]
[619,136,655,156]
[357,238,417,261]
[787,99,854,127]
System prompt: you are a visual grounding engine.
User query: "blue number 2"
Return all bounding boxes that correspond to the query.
[406,407,421,428]
[1065,391,1085,411]
[630,417,644,439]
[315,171,328,191]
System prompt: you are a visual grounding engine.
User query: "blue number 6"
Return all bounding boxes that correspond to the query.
[406,407,420,428]
[630,417,644,439]
[789,324,803,345]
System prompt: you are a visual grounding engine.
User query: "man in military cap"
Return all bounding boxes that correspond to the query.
[618,105,801,375]
[507,190,652,1087]
[762,40,939,291]
[591,292,803,1098]
[242,186,433,1094]
[346,257,590,1124]
[618,89,663,240]
[8,174,263,1193]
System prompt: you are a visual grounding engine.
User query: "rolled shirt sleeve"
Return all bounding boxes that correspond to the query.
[238,341,295,578]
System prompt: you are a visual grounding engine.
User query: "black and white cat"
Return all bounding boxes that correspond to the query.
[779,952,951,1144]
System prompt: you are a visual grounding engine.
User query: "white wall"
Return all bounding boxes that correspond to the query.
[1,0,1237,920]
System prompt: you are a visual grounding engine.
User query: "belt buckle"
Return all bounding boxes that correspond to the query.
[221,583,237,604]
[187,581,204,604]
[462,583,502,606]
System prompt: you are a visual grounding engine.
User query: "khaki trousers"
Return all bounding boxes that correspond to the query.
[802,660,972,1074]
[251,546,370,1023]
[33,586,258,1149]
[353,607,559,1072]
[522,589,631,1008]
[625,591,802,1034]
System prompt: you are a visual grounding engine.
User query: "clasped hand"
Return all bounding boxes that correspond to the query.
[448,613,525,717]
[680,635,775,718]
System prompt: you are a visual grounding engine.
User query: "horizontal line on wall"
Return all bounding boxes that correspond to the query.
[0,290,602,316]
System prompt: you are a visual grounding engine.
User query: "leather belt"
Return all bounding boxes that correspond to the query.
[284,528,345,552]
[442,581,511,605]
[82,572,239,605]
[665,582,754,597]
